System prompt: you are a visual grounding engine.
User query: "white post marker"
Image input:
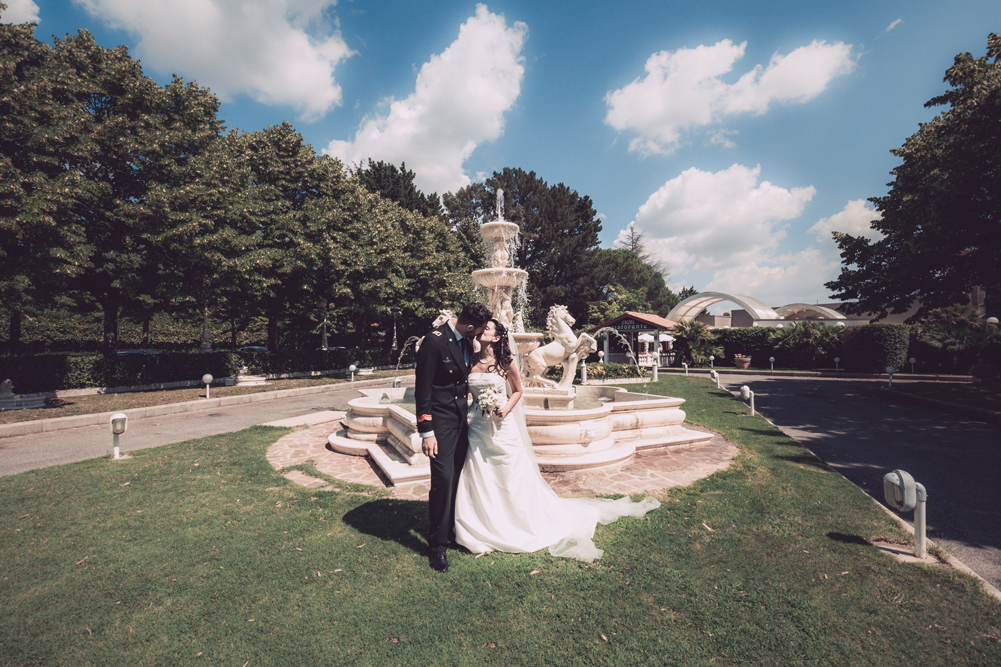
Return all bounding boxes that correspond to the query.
[652,363,658,382]
[740,385,755,416]
[110,412,127,460]
[682,362,688,376]
[882,469,928,559]
[202,373,213,399]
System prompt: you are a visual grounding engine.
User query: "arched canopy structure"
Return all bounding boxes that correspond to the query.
[774,303,847,320]
[666,292,781,323]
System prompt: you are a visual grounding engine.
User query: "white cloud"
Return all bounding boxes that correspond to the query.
[325,4,527,196]
[809,198,882,242]
[1,0,40,23]
[72,0,353,121]
[633,163,815,279]
[885,19,904,33]
[631,196,881,306]
[604,39,856,155]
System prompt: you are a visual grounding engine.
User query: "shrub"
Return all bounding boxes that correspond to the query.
[839,324,910,373]
[0,348,399,393]
[672,320,722,367]
[768,321,842,369]
[714,328,776,368]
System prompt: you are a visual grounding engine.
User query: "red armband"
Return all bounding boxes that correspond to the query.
[418,414,432,422]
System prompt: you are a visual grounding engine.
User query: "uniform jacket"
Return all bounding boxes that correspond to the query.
[414,323,470,434]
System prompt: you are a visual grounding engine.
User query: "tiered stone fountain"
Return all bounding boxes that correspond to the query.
[328,190,712,484]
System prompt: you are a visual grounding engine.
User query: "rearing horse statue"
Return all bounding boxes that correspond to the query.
[524,305,597,390]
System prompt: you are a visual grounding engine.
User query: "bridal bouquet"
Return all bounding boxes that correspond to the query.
[476,385,506,417]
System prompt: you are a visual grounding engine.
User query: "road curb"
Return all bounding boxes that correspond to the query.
[658,367,972,382]
[0,376,405,439]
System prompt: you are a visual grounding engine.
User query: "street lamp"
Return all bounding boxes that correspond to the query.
[391,310,402,351]
[769,356,775,372]
[709,355,715,368]
[834,357,840,372]
[882,469,928,559]
[349,363,357,382]
[886,366,896,388]
[909,357,916,374]
[110,412,127,460]
[202,373,213,399]
[740,385,755,416]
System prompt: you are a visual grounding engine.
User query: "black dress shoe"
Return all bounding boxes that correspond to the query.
[430,551,449,573]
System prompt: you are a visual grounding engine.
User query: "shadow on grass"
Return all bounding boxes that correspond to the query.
[826,531,872,546]
[343,497,430,555]
[778,454,833,471]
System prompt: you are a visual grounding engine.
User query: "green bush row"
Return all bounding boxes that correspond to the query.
[0,349,400,394]
[0,309,269,353]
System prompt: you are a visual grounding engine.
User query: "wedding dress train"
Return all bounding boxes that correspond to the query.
[454,373,659,562]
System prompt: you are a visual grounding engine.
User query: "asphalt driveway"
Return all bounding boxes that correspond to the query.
[719,373,1001,591]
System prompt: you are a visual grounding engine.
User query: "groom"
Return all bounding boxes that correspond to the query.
[415,302,493,572]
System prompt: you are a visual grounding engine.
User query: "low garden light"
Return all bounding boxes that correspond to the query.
[598,350,605,364]
[886,366,896,388]
[710,369,720,389]
[110,412,127,460]
[740,385,755,416]
[769,356,775,371]
[909,357,917,374]
[682,361,688,376]
[987,317,998,325]
[349,364,357,382]
[834,357,840,372]
[709,355,715,368]
[882,469,928,559]
[202,373,213,399]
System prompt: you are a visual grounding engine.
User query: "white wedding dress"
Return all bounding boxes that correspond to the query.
[454,372,660,562]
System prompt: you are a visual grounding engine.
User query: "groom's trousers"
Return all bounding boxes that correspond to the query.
[428,423,469,554]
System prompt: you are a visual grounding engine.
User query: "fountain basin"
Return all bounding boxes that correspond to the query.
[329,383,713,482]
[471,267,528,288]
[479,221,521,242]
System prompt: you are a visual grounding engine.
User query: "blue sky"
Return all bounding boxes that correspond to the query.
[4,0,998,309]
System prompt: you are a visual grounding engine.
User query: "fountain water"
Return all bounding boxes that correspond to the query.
[591,327,640,368]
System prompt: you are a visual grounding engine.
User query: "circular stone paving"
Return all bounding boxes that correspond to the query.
[266,417,739,502]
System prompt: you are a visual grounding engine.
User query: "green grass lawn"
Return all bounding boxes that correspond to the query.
[0,370,413,426]
[1,376,998,665]
[890,382,1001,413]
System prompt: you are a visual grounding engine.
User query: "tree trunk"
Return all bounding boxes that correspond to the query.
[141,316,151,348]
[9,309,22,350]
[199,302,211,353]
[102,300,119,360]
[230,316,238,349]
[267,315,279,352]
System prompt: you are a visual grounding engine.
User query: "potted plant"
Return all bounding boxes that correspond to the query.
[734,353,751,370]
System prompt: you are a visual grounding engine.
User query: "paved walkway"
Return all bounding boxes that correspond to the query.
[264,416,739,500]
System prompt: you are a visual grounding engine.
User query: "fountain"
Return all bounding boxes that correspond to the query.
[0,379,45,411]
[328,188,712,483]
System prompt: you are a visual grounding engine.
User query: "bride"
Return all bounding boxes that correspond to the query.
[454,318,660,562]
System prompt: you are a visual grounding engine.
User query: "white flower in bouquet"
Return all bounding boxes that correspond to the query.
[476,385,506,417]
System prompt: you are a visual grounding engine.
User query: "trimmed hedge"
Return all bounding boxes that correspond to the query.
[713,328,776,368]
[840,324,910,373]
[0,348,399,394]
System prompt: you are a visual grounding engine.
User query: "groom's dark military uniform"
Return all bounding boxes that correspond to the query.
[415,322,472,555]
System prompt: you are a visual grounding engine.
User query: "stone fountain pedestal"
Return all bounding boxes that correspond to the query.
[0,380,45,411]
[329,384,713,483]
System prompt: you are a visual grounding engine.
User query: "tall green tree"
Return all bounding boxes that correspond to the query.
[586,248,678,326]
[826,34,1001,321]
[444,168,602,326]
[0,12,89,347]
[353,159,443,220]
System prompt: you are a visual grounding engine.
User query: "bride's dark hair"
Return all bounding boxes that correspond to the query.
[485,319,514,377]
